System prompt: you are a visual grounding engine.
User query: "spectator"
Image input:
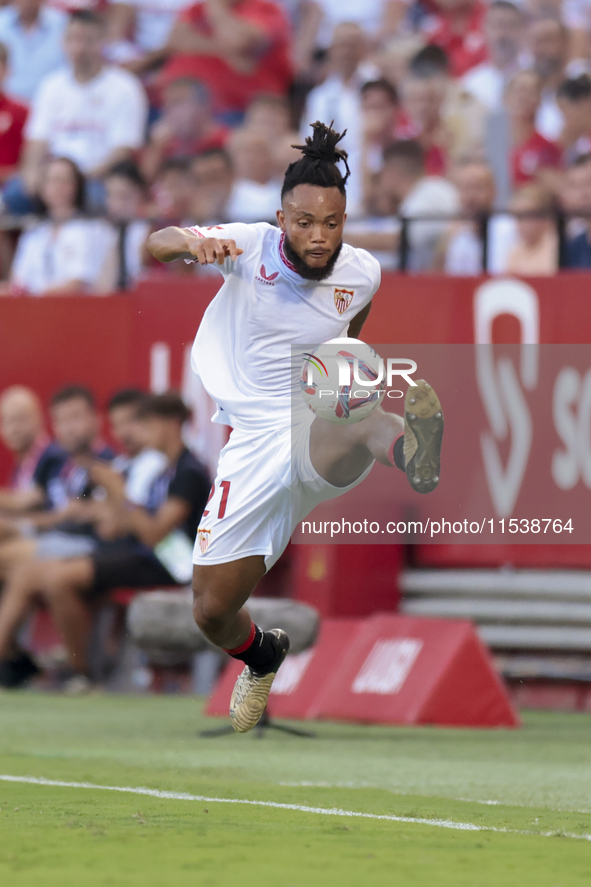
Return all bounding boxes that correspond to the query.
[188,147,233,224]
[505,70,562,190]
[557,74,591,165]
[437,159,515,274]
[150,157,196,224]
[0,392,210,689]
[0,384,113,572]
[0,0,67,103]
[344,165,400,270]
[345,140,460,272]
[504,183,558,275]
[563,155,591,269]
[225,126,281,223]
[360,79,398,178]
[0,42,28,187]
[376,34,426,92]
[7,157,109,296]
[528,16,569,140]
[302,22,376,216]
[462,1,524,112]
[0,386,49,499]
[96,161,151,293]
[163,0,293,120]
[312,0,407,50]
[141,78,228,184]
[423,0,488,79]
[107,0,192,74]
[106,388,167,508]
[244,93,293,140]
[12,10,148,214]
[396,70,449,175]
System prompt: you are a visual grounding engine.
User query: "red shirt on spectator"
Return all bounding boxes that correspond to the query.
[424,2,488,78]
[511,132,562,186]
[394,111,448,176]
[0,92,28,182]
[165,125,229,160]
[163,0,292,115]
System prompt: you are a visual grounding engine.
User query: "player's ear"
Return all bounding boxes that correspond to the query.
[276,208,286,231]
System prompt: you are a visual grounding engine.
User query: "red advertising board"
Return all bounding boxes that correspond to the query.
[312,614,519,728]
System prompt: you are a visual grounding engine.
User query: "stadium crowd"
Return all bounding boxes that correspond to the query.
[0,0,589,284]
[0,383,210,690]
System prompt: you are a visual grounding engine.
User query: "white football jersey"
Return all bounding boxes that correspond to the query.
[187,222,381,431]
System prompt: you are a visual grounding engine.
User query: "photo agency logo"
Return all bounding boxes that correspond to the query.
[301,349,418,401]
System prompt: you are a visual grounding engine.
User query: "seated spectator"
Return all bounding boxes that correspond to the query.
[503,183,558,275]
[437,159,515,274]
[150,157,196,225]
[423,0,488,78]
[563,155,591,269]
[225,127,281,223]
[462,1,524,112]
[0,0,67,103]
[188,147,233,225]
[557,75,591,165]
[395,69,449,175]
[505,70,562,191]
[345,140,460,272]
[8,10,147,215]
[360,79,398,184]
[528,16,569,141]
[313,0,407,50]
[141,78,228,184]
[0,384,113,586]
[7,157,109,296]
[344,167,400,270]
[302,22,377,216]
[0,392,210,689]
[0,42,27,187]
[95,160,151,292]
[0,386,50,500]
[376,34,426,93]
[243,93,299,176]
[105,388,167,509]
[106,0,192,74]
[163,0,293,120]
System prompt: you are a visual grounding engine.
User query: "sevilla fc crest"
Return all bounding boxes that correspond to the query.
[334,288,354,315]
[197,529,211,554]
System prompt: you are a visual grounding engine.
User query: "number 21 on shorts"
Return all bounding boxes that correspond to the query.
[203,480,231,519]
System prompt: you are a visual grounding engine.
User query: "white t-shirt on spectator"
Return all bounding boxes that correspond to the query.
[226,179,282,224]
[536,91,564,142]
[112,0,192,52]
[314,0,387,47]
[444,216,516,276]
[112,449,168,505]
[11,218,108,295]
[462,64,506,111]
[25,66,148,174]
[399,176,460,272]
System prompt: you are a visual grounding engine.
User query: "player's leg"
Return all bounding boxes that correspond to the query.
[192,557,290,733]
[310,380,443,494]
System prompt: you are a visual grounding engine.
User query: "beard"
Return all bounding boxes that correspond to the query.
[283,235,343,281]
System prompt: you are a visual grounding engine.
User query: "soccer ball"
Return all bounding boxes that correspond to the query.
[300,338,386,424]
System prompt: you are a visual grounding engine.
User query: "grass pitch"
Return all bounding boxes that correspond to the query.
[1,694,591,886]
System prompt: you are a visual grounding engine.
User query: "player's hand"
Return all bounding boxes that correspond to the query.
[188,237,244,265]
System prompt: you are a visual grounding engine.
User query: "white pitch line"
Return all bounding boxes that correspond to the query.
[0,774,589,842]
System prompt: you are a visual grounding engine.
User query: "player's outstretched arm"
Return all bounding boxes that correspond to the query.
[146,226,244,265]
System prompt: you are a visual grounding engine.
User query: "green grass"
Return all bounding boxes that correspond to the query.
[1,694,591,886]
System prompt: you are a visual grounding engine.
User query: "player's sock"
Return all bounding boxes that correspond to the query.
[388,431,406,472]
[225,623,282,676]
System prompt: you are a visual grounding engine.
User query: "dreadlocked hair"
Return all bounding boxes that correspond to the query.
[282,121,350,199]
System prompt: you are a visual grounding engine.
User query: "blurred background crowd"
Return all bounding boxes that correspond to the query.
[1,0,591,289]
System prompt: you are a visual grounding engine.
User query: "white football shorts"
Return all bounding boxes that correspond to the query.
[193,412,374,571]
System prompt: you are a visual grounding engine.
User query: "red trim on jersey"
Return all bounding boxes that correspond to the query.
[279,232,298,273]
[188,227,205,238]
[225,622,256,656]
